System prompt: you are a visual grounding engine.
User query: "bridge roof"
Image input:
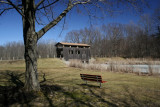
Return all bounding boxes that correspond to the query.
[55,42,90,47]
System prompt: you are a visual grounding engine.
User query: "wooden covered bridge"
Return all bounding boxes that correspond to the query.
[55,42,91,62]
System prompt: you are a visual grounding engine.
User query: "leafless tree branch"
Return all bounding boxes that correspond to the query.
[35,16,46,25]
[73,0,91,5]
[6,0,24,17]
[0,0,10,5]
[35,0,45,10]
[37,0,60,10]
[37,0,91,40]
[0,7,14,15]
[59,16,66,37]
[47,0,54,20]
[42,2,51,22]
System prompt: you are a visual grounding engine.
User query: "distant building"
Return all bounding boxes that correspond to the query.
[55,42,91,62]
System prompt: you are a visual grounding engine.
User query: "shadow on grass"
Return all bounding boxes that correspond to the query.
[0,70,61,107]
[0,70,37,107]
[41,84,63,107]
[78,83,101,88]
[77,83,118,107]
[1,70,153,107]
[40,84,95,107]
[88,88,118,107]
[0,70,96,107]
[0,86,38,107]
[0,70,122,107]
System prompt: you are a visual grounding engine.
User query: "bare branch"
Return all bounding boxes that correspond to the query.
[35,16,46,25]
[0,1,10,5]
[73,0,91,5]
[37,0,60,10]
[59,16,66,37]
[35,0,45,10]
[81,4,92,25]
[0,7,14,15]
[42,2,51,21]
[37,1,73,39]
[0,10,5,15]
[36,0,91,40]
[6,0,24,17]
[47,0,54,20]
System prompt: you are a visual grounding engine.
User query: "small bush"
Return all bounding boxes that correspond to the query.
[68,60,107,71]
[68,59,83,68]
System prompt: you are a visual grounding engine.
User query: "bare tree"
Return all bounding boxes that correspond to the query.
[65,30,81,43]
[104,23,124,57]
[0,0,147,91]
[0,40,56,60]
[151,7,160,57]
[37,39,56,58]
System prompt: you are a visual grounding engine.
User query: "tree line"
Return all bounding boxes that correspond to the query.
[65,13,160,58]
[0,40,56,60]
[1,10,159,60]
[1,13,160,60]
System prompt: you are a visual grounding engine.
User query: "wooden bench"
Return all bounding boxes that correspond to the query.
[80,74,107,88]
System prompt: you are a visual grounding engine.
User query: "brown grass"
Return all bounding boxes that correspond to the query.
[94,57,160,65]
[68,59,106,71]
[68,59,83,68]
[68,59,160,76]
[0,58,160,106]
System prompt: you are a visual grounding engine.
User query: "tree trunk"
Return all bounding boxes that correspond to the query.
[23,21,40,91]
[22,0,40,91]
[24,39,40,91]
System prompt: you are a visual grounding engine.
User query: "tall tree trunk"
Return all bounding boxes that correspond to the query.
[22,0,40,91]
[24,38,40,91]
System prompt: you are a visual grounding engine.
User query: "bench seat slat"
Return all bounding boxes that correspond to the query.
[81,78,103,82]
[81,77,102,80]
[81,76,102,79]
[80,74,107,83]
[80,74,101,77]
[82,78,102,81]
[81,75,101,78]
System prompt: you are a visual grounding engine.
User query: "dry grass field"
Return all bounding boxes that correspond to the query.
[93,57,160,65]
[0,58,160,107]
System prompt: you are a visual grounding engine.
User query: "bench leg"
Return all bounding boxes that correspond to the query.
[100,83,101,88]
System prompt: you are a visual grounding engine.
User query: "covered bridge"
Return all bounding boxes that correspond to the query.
[55,42,91,62]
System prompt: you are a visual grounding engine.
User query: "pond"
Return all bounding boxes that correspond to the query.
[105,64,160,73]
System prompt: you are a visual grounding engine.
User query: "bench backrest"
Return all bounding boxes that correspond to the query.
[80,74,102,82]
